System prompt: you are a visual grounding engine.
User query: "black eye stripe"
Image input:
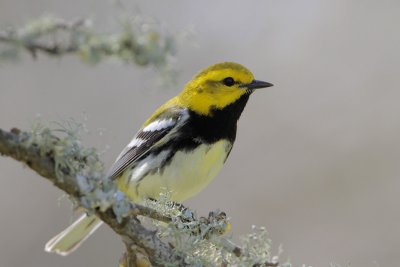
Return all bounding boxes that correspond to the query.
[222,77,235,87]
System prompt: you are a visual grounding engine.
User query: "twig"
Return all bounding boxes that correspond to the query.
[0,18,85,58]
[0,31,78,57]
[0,15,177,70]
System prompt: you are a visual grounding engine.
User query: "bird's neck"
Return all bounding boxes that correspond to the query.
[188,94,251,143]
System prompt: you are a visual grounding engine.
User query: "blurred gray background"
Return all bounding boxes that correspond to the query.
[1,0,399,266]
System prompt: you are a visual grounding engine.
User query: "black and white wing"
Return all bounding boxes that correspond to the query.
[107,107,188,180]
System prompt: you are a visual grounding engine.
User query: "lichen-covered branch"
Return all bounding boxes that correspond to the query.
[0,125,282,267]
[0,18,83,58]
[0,15,176,70]
[0,127,183,266]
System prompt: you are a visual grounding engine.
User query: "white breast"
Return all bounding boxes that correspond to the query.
[120,140,232,202]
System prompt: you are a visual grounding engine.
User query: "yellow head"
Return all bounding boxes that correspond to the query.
[177,62,273,116]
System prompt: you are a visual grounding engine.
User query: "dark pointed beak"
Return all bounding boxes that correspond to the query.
[240,80,274,90]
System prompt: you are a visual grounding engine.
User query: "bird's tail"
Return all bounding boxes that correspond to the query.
[45,214,102,256]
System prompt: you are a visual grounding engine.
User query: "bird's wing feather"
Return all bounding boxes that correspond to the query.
[107,107,188,180]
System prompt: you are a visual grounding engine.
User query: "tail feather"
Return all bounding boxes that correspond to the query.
[45,214,102,256]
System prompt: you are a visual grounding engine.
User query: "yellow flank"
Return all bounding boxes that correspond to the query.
[117,140,232,202]
[143,62,255,125]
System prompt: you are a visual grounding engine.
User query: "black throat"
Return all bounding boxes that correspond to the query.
[187,93,251,143]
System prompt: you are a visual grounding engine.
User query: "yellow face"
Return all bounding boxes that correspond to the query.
[178,62,256,115]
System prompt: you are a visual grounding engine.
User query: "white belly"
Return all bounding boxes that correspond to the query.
[118,140,232,202]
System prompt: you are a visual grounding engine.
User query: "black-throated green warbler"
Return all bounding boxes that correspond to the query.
[45,62,273,255]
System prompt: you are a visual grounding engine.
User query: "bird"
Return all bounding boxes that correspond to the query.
[45,62,273,255]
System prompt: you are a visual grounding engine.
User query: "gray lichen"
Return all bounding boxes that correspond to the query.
[0,15,178,76]
[143,190,282,267]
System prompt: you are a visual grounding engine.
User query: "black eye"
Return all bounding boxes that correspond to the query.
[222,77,235,87]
